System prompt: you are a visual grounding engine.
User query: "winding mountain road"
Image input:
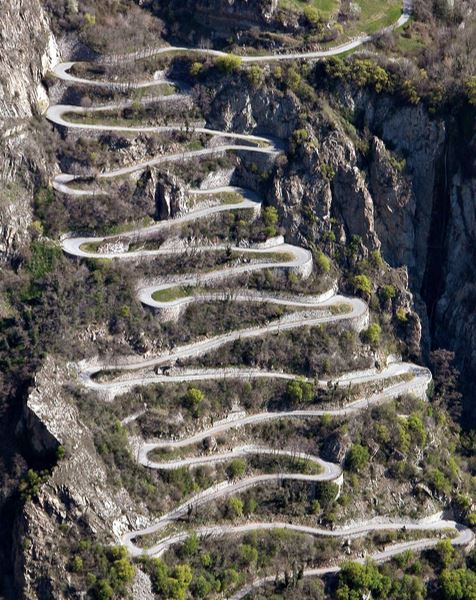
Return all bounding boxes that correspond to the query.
[230,517,473,600]
[46,3,476,595]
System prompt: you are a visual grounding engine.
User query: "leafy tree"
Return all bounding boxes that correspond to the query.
[430,349,462,418]
[94,579,114,600]
[221,568,240,590]
[194,574,212,598]
[315,481,339,509]
[287,379,303,404]
[440,568,476,600]
[71,555,83,573]
[183,532,199,557]
[464,76,476,105]
[336,561,391,599]
[436,539,455,568]
[396,307,408,322]
[346,444,370,473]
[244,496,257,515]
[184,387,205,416]
[286,377,314,404]
[284,66,302,92]
[407,414,427,447]
[304,5,321,26]
[248,65,263,87]
[189,62,203,78]
[112,557,135,583]
[390,574,425,600]
[429,468,451,496]
[311,499,321,514]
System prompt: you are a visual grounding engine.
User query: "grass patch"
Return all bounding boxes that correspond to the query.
[152,287,194,302]
[279,0,339,20]
[329,303,353,315]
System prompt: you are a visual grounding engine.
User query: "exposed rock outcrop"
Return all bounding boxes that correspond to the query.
[0,0,60,124]
[14,358,149,599]
[133,168,187,219]
[207,74,474,413]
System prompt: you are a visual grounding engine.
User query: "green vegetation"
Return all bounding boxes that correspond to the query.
[152,287,194,303]
[18,469,51,501]
[215,54,243,74]
[352,274,372,297]
[184,387,205,417]
[345,444,370,473]
[278,0,339,20]
[336,561,392,599]
[362,323,382,346]
[68,543,134,600]
[286,377,315,404]
[316,251,331,273]
[151,559,193,599]
[262,205,279,237]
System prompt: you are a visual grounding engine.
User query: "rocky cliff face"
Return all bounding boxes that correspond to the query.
[207,73,475,414]
[432,110,476,417]
[0,0,59,263]
[14,358,150,599]
[0,0,60,124]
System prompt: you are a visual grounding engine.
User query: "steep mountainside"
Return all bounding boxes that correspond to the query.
[0,0,475,598]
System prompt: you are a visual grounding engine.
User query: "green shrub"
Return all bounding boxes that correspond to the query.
[184,387,205,416]
[316,252,331,273]
[248,65,263,87]
[396,307,408,322]
[284,66,301,91]
[436,539,455,568]
[94,579,113,600]
[380,284,396,302]
[262,206,279,237]
[286,378,314,404]
[429,468,451,496]
[227,459,247,480]
[407,414,427,447]
[27,241,62,279]
[439,568,476,600]
[304,5,321,26]
[227,496,244,518]
[292,128,309,147]
[337,561,391,599]
[216,54,242,73]
[464,76,476,105]
[71,555,84,573]
[345,444,369,473]
[321,163,336,181]
[362,323,381,346]
[239,543,258,566]
[189,62,203,78]
[352,274,372,297]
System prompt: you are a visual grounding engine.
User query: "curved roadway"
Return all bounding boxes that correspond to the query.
[46,5,475,596]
